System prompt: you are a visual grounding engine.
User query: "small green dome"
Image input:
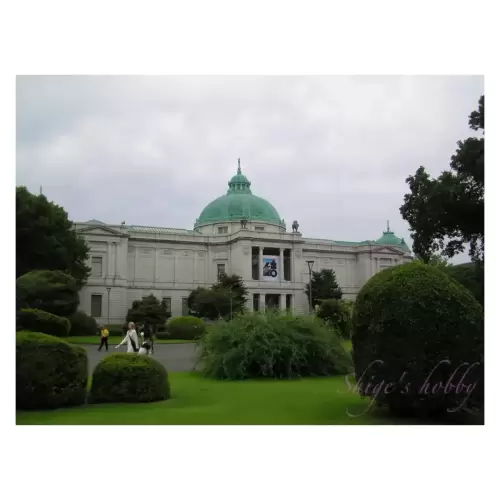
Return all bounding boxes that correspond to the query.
[376,222,410,252]
[194,160,284,229]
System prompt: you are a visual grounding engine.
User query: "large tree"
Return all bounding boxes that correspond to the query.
[400,95,484,263]
[188,273,248,320]
[16,187,91,286]
[305,268,343,309]
[126,294,171,333]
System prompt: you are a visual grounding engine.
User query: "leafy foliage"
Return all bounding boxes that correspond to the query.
[125,294,171,333]
[443,262,484,306]
[16,270,79,317]
[188,273,248,319]
[16,186,90,286]
[16,331,88,410]
[17,308,70,337]
[197,312,352,380]
[69,310,98,336]
[166,316,205,340]
[89,353,170,403]
[352,261,484,417]
[316,299,353,339]
[304,268,343,308]
[400,96,484,263]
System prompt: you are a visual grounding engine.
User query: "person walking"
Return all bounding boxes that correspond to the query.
[116,322,139,353]
[139,322,155,356]
[97,326,110,352]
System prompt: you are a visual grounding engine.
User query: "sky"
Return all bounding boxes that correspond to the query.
[16,76,483,261]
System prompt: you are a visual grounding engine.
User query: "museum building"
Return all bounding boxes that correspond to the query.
[74,160,412,323]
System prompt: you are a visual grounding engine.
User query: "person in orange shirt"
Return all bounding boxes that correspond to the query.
[98,326,110,352]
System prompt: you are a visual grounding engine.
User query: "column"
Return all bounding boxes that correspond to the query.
[259,293,266,311]
[154,248,159,283]
[290,293,295,313]
[280,293,286,310]
[259,246,263,281]
[107,242,113,277]
[113,242,118,277]
[279,248,284,281]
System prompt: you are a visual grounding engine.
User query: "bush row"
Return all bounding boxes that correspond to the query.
[17,308,70,337]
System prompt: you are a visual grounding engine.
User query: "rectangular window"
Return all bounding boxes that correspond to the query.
[90,294,102,317]
[91,256,103,277]
[162,297,172,314]
[182,298,189,316]
[217,263,225,278]
[255,226,264,231]
[218,226,228,234]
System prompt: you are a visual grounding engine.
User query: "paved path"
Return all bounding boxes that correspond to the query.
[81,343,198,373]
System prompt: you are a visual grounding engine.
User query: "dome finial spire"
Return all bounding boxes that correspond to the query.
[237,158,241,175]
[387,220,391,233]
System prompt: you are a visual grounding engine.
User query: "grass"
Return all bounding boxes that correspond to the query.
[17,372,411,425]
[65,336,195,345]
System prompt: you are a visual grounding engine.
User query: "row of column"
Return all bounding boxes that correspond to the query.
[255,293,294,311]
[257,246,289,282]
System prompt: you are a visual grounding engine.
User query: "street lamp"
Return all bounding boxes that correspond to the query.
[306,260,314,314]
[106,287,111,326]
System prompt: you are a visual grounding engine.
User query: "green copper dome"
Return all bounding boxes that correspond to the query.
[194,160,284,229]
[376,222,411,253]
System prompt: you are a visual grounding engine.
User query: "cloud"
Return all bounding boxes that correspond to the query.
[16,75,483,261]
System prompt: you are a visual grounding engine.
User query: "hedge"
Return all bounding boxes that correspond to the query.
[352,261,484,417]
[166,316,205,340]
[16,331,88,410]
[316,299,353,339]
[89,353,170,403]
[197,312,353,380]
[17,308,70,337]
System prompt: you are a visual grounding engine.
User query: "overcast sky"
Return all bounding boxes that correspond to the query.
[16,76,483,261]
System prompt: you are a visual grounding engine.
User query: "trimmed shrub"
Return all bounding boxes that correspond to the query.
[16,331,88,410]
[16,269,79,317]
[17,308,70,337]
[316,299,353,339]
[197,312,353,380]
[166,316,205,340]
[89,353,170,403]
[69,310,98,336]
[352,261,484,417]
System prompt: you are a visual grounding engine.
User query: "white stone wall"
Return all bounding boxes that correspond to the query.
[75,222,412,324]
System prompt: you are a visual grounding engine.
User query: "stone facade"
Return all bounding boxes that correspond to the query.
[74,219,412,324]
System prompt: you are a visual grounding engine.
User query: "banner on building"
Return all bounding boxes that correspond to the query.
[262,255,279,281]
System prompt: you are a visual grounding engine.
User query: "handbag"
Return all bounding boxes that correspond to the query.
[129,332,139,352]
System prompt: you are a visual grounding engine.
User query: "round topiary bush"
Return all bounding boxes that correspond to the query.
[69,310,98,336]
[16,330,88,410]
[166,316,205,340]
[352,261,484,417]
[16,269,79,317]
[197,312,353,379]
[89,353,170,403]
[17,308,71,337]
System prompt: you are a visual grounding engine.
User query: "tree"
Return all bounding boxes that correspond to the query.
[305,269,343,308]
[188,273,248,320]
[417,253,450,269]
[400,95,484,263]
[443,262,484,306]
[16,186,91,287]
[126,294,171,334]
[16,270,80,317]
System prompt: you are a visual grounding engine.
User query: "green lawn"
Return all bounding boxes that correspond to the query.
[66,336,195,345]
[17,371,421,425]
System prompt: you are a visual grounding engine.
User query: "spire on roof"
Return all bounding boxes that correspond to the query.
[237,158,242,175]
[387,220,391,233]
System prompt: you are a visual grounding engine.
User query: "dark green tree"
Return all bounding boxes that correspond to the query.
[400,95,484,263]
[188,273,248,320]
[443,262,484,306]
[16,270,80,317]
[126,294,171,334]
[305,268,343,308]
[16,186,91,287]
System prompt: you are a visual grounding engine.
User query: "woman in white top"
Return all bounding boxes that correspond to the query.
[116,322,139,353]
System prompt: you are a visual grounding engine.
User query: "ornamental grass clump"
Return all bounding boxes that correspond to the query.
[197,311,352,380]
